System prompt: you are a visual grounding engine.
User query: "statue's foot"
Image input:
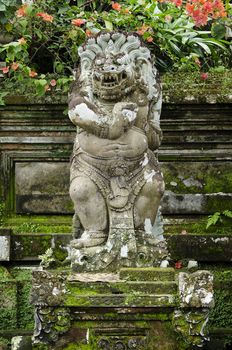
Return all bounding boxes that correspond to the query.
[70,230,107,248]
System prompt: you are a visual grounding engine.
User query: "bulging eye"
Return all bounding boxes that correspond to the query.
[117,55,127,64]
[95,59,103,65]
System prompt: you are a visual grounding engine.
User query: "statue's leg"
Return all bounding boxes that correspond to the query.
[134,171,165,231]
[69,175,108,247]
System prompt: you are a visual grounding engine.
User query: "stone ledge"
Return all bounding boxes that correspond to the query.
[8,233,232,262]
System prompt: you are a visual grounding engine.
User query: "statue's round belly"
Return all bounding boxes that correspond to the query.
[78,128,148,158]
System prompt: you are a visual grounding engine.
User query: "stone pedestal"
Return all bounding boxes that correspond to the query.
[31,268,213,350]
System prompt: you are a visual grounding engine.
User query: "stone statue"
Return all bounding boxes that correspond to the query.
[68,31,167,271]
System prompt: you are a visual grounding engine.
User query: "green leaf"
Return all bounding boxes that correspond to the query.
[223,210,232,219]
[104,20,113,31]
[0,4,6,11]
[54,61,64,74]
[34,79,47,96]
[211,23,226,40]
[193,40,211,54]
[0,92,9,106]
[5,22,12,32]
[206,212,221,229]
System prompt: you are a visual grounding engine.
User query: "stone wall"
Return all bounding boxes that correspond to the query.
[1,92,231,217]
[0,80,232,349]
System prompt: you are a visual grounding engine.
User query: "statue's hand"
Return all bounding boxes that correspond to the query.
[113,102,138,125]
[108,102,138,139]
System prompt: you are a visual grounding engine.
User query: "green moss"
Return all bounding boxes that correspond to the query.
[32,344,49,350]
[10,269,34,330]
[119,267,175,281]
[207,269,232,348]
[0,266,11,281]
[0,282,17,329]
[5,215,72,234]
[163,165,232,195]
[164,217,231,235]
[62,344,92,350]
[0,337,8,350]
[162,70,232,104]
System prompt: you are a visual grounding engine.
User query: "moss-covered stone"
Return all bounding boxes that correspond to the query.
[0,267,17,330]
[10,268,34,330]
[166,235,232,261]
[66,280,177,295]
[162,162,232,195]
[64,292,177,308]
[119,267,175,282]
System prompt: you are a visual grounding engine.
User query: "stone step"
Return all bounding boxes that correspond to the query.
[67,281,177,295]
[64,293,177,308]
[119,268,175,282]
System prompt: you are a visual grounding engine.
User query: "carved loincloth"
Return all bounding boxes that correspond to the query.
[70,149,160,212]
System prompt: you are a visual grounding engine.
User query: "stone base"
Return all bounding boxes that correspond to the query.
[31,268,213,350]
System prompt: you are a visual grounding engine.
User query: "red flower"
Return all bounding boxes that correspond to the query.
[200,72,209,80]
[195,58,201,67]
[36,12,53,22]
[175,261,183,269]
[16,5,28,18]
[146,36,153,43]
[71,18,85,27]
[172,0,182,7]
[85,29,92,37]
[50,79,57,87]
[11,62,19,71]
[29,70,38,78]
[1,66,9,74]
[186,0,226,26]
[112,2,121,11]
[136,24,150,36]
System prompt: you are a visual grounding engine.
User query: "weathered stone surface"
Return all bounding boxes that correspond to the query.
[67,280,177,295]
[0,234,10,261]
[178,270,214,308]
[173,308,210,348]
[166,235,232,261]
[11,234,70,261]
[1,85,232,219]
[11,336,32,350]
[15,162,72,214]
[68,31,168,271]
[161,192,232,215]
[119,267,175,282]
[162,161,232,194]
[8,232,232,262]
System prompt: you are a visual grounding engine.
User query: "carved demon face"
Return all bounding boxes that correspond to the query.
[92,52,136,100]
[78,33,158,103]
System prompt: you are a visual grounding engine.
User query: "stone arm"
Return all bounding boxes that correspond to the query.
[68,93,138,140]
[146,92,163,151]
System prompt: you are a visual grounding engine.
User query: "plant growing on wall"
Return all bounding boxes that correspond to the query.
[0,0,231,97]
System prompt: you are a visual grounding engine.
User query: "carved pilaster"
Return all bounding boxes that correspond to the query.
[33,306,70,344]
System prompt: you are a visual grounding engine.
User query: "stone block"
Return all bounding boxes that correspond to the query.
[11,336,32,350]
[119,267,175,282]
[15,162,72,214]
[0,235,10,261]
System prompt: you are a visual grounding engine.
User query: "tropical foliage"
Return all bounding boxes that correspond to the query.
[0,0,231,96]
